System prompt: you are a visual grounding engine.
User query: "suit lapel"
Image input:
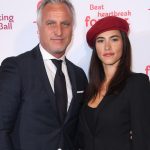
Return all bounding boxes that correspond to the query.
[64,59,77,122]
[33,45,57,115]
[65,58,77,98]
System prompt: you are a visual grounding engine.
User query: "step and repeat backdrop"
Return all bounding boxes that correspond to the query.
[0,0,150,77]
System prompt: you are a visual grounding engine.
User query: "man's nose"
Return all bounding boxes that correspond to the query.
[54,25,62,36]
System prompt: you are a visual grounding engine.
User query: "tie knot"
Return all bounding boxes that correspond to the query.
[51,59,62,70]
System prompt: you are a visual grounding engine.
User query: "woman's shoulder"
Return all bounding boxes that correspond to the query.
[127,72,149,87]
[129,72,149,80]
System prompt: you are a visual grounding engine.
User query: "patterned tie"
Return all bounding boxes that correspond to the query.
[51,59,68,124]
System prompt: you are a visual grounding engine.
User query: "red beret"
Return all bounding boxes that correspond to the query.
[86,16,129,48]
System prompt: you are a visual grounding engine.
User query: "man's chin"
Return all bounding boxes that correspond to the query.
[51,49,66,57]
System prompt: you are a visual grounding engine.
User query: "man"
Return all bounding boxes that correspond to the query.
[0,0,88,150]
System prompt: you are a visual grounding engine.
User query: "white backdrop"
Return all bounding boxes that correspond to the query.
[0,0,150,77]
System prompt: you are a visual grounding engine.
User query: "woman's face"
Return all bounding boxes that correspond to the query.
[95,30,123,68]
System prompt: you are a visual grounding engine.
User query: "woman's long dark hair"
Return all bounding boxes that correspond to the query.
[85,31,132,102]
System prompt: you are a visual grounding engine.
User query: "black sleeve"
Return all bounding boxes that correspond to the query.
[0,58,21,150]
[130,74,150,150]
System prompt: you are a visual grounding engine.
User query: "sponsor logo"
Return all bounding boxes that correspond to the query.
[145,65,150,76]
[0,14,14,30]
[85,15,130,28]
[85,4,131,28]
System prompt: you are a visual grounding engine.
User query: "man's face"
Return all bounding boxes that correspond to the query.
[37,3,73,58]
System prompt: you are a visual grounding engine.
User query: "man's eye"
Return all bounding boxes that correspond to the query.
[62,22,70,27]
[47,22,55,26]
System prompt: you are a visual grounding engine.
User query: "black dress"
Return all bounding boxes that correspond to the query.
[84,105,98,136]
[78,73,150,150]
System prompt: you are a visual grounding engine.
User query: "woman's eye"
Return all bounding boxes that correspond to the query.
[112,38,119,42]
[96,39,104,43]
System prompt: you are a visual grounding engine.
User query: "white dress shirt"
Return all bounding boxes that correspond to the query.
[39,44,73,110]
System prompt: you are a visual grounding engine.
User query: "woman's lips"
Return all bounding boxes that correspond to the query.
[103,52,114,57]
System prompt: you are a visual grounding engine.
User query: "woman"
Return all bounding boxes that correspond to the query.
[77,16,150,150]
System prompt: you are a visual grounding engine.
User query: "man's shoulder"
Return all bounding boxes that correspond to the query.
[16,45,39,60]
[1,45,39,64]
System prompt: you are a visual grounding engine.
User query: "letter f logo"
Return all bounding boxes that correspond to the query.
[145,65,150,75]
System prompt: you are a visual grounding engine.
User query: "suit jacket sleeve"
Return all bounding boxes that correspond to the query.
[130,74,150,150]
[0,57,21,150]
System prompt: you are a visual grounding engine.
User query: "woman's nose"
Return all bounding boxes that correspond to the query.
[104,41,110,50]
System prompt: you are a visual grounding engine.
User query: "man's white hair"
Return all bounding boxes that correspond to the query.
[37,0,75,24]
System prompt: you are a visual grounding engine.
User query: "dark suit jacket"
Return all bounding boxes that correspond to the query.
[78,73,150,150]
[0,45,88,150]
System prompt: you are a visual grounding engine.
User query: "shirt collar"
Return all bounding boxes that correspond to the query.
[39,44,66,61]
